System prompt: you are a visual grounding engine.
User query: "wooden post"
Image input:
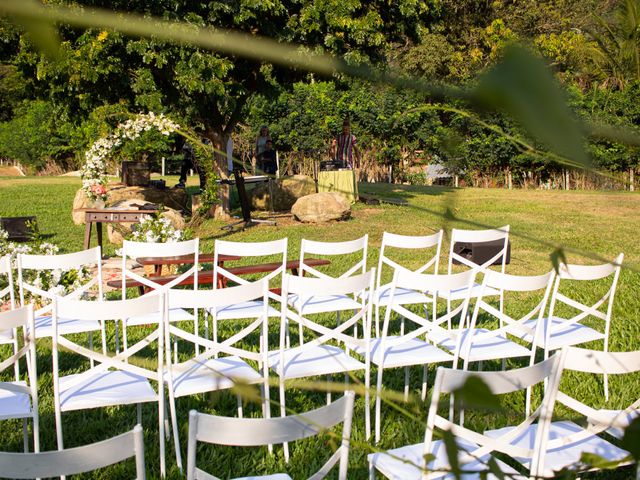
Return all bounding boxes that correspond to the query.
[630,167,635,192]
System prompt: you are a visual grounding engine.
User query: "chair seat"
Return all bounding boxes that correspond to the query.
[430,328,531,362]
[588,409,639,439]
[0,328,14,344]
[288,294,362,315]
[517,317,605,350]
[31,315,102,338]
[0,381,32,420]
[373,284,432,307]
[485,420,631,477]
[430,283,501,301]
[59,370,157,412]
[268,345,365,380]
[231,474,291,480]
[355,337,452,368]
[125,307,194,327]
[368,438,524,480]
[167,356,262,398]
[208,301,280,320]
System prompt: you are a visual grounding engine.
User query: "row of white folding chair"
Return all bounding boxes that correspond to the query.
[0,424,145,479]
[186,391,355,480]
[370,346,640,479]
[0,305,39,453]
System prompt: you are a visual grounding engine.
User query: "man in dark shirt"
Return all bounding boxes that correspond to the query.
[257,139,277,175]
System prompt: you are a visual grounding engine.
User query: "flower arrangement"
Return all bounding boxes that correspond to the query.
[81,112,181,202]
[0,227,93,309]
[128,212,185,243]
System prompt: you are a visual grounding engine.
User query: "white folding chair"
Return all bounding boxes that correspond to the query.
[0,424,145,479]
[0,305,39,453]
[186,391,355,480]
[52,294,170,476]
[433,270,555,372]
[363,268,477,443]
[210,238,286,333]
[369,355,563,479]
[371,231,443,336]
[441,225,510,302]
[120,238,199,351]
[165,280,272,471]
[485,346,637,477]
[0,255,19,378]
[16,247,105,346]
[271,271,374,448]
[290,235,368,315]
[521,254,623,400]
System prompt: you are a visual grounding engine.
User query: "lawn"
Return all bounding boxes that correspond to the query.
[0,175,639,479]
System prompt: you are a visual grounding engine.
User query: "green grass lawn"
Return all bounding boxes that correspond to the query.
[1,176,639,479]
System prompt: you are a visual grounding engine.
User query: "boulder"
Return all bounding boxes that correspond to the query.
[291,192,351,223]
[106,199,186,245]
[72,184,190,225]
[249,175,316,211]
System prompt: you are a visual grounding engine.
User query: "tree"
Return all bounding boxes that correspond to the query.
[9,0,436,175]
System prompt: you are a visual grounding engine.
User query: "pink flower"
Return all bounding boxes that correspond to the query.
[90,184,107,195]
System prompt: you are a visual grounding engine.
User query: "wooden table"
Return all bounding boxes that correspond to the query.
[83,208,159,250]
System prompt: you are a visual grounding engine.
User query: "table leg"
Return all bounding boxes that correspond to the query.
[96,222,103,250]
[83,221,92,250]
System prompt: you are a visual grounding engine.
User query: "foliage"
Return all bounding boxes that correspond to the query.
[126,211,185,243]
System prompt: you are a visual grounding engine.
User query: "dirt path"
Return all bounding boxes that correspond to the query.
[0,166,23,176]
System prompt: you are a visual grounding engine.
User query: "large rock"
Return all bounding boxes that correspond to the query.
[291,192,351,223]
[249,175,316,211]
[72,184,189,225]
[106,199,186,245]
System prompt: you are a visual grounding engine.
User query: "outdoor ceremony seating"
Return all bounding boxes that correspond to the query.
[289,236,368,316]
[439,225,510,305]
[484,346,636,477]
[0,255,19,376]
[368,355,562,479]
[0,424,146,479]
[165,280,272,471]
[270,270,374,450]
[51,294,171,476]
[186,391,355,480]
[362,268,477,443]
[0,305,39,453]
[371,231,443,336]
[516,253,624,400]
[431,270,555,373]
[16,247,106,346]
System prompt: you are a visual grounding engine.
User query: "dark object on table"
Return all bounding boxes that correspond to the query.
[149,179,166,190]
[121,161,150,187]
[452,239,511,266]
[320,160,345,171]
[0,216,37,241]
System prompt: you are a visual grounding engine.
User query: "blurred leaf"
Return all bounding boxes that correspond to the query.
[621,416,640,460]
[4,0,60,60]
[486,457,506,479]
[453,376,501,411]
[579,451,631,470]
[475,45,590,170]
[550,247,568,274]
[442,429,462,480]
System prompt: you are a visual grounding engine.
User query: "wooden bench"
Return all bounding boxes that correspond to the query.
[106,258,331,291]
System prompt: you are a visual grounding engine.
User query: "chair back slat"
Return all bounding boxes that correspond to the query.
[382,231,442,250]
[396,268,475,293]
[301,236,367,256]
[169,281,266,310]
[17,247,101,271]
[285,270,372,297]
[0,425,145,479]
[450,226,509,244]
[57,294,162,321]
[123,239,199,258]
[0,305,32,331]
[559,254,622,281]
[215,238,287,257]
[484,270,554,292]
[562,346,640,375]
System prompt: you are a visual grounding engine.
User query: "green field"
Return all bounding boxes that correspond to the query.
[1,176,639,479]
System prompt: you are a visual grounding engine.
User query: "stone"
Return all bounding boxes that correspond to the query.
[249,175,316,211]
[71,184,190,225]
[106,199,186,245]
[291,192,351,223]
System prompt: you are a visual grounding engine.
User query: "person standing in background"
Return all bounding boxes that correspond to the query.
[331,118,360,168]
[253,125,271,172]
